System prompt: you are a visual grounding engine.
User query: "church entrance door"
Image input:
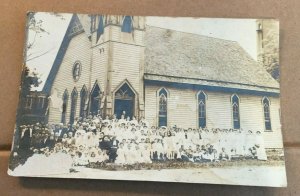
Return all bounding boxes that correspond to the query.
[114,83,135,119]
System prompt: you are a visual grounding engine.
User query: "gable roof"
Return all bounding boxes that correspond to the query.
[76,14,92,37]
[144,26,279,92]
[43,16,279,95]
[42,14,79,93]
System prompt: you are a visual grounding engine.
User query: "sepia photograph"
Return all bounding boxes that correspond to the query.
[8,12,286,187]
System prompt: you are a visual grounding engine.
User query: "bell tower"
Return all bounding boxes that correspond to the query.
[90,15,146,119]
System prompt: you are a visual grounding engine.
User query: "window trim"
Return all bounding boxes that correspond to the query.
[90,80,102,116]
[157,87,169,127]
[90,15,97,32]
[121,16,133,33]
[80,85,88,118]
[70,88,78,124]
[262,96,272,131]
[61,89,69,124]
[96,15,104,42]
[231,94,241,129]
[196,91,207,128]
[37,96,45,109]
[72,61,82,82]
[25,96,33,109]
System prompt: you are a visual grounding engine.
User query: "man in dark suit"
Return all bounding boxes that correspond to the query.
[39,132,51,149]
[54,132,62,144]
[109,136,119,163]
[18,125,32,157]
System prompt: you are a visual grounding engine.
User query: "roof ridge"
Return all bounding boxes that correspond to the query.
[145,25,239,44]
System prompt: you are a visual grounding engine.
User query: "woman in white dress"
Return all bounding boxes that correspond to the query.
[255,131,268,160]
[164,132,176,160]
[88,149,99,163]
[140,144,152,163]
[245,130,256,156]
[125,143,136,164]
[115,142,126,164]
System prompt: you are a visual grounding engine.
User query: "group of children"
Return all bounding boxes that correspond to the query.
[20,114,268,167]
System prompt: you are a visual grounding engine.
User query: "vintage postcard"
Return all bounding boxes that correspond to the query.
[8,12,286,187]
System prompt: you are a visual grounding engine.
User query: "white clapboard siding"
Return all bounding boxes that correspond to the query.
[91,24,144,47]
[206,92,232,129]
[145,85,282,149]
[110,42,144,94]
[263,97,283,148]
[167,88,198,128]
[90,42,109,91]
[145,86,198,128]
[144,85,158,126]
[91,26,144,47]
[239,94,265,131]
[110,26,144,46]
[47,20,283,149]
[49,33,91,124]
[92,26,111,46]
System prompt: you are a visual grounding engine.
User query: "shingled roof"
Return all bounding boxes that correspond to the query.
[144,26,279,92]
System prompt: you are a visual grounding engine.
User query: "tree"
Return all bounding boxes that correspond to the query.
[26,12,65,62]
[257,21,280,82]
[13,13,64,152]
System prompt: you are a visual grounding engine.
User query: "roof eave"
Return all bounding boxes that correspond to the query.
[144,74,280,97]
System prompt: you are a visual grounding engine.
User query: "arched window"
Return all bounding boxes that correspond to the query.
[121,16,133,33]
[198,91,207,128]
[96,15,104,42]
[80,85,88,118]
[231,94,240,129]
[90,15,96,32]
[263,97,272,131]
[158,88,168,127]
[61,89,69,124]
[70,88,78,124]
[90,82,101,116]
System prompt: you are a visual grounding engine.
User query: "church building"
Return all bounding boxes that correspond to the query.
[41,14,282,149]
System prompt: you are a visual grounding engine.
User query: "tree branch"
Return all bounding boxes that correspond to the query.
[26,48,54,62]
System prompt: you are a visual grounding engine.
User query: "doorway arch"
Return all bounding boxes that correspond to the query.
[114,82,136,119]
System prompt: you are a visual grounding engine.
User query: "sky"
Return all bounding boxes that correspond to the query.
[26,13,258,91]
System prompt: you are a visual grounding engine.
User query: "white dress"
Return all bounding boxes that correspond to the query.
[256,133,267,160]
[140,149,152,163]
[115,148,126,164]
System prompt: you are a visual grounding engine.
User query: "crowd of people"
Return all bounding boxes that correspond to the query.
[17,113,268,168]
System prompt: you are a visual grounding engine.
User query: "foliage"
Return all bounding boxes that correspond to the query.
[26,12,65,62]
[87,158,285,171]
[258,22,280,82]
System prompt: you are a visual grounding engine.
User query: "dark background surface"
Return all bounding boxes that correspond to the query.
[0,0,299,195]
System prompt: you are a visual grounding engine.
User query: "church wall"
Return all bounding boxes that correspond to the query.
[110,42,144,117]
[110,25,144,46]
[48,33,92,124]
[108,27,145,117]
[239,94,265,131]
[206,91,232,129]
[145,85,199,128]
[90,43,108,92]
[110,42,143,93]
[89,25,144,95]
[144,84,282,148]
[263,97,283,148]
